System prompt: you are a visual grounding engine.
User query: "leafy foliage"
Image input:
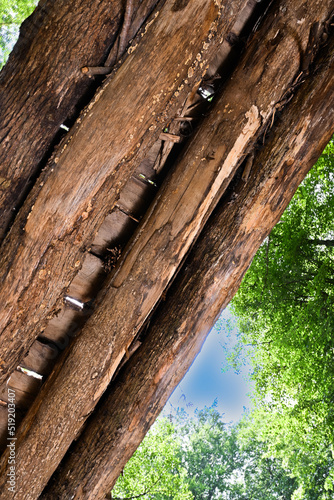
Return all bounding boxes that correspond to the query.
[111,417,193,500]
[0,0,37,67]
[175,408,244,499]
[231,137,334,497]
[111,407,299,499]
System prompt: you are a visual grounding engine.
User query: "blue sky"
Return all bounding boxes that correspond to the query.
[163,308,254,424]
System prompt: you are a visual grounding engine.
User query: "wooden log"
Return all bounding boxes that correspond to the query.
[0,0,161,242]
[0,0,237,386]
[14,255,106,380]
[41,30,334,499]
[89,153,162,256]
[90,150,163,256]
[1,1,332,497]
[0,404,25,455]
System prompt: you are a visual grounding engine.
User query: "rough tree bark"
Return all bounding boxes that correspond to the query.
[41,31,334,500]
[0,0,332,498]
[0,0,161,242]
[0,0,236,385]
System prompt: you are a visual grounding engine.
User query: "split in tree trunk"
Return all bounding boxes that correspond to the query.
[0,1,333,497]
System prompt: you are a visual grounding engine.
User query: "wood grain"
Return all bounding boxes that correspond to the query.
[19,341,58,377]
[42,28,334,500]
[0,0,124,242]
[0,0,162,242]
[0,0,231,386]
[1,1,332,497]
[0,372,42,411]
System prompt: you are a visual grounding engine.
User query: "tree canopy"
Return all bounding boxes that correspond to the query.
[111,407,299,499]
[110,417,193,500]
[231,137,334,498]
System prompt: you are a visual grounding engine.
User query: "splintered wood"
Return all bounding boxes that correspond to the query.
[0,0,226,388]
[0,0,333,498]
[42,30,334,500]
[0,0,163,242]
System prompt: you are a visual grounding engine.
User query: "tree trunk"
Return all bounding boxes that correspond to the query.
[0,0,333,497]
[42,30,334,500]
[0,0,162,242]
[0,0,236,385]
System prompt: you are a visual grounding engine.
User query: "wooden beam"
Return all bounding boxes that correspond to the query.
[41,30,334,500]
[0,0,238,385]
[0,0,161,242]
[1,1,332,497]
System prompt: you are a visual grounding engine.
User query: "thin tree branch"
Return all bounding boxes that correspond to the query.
[307,239,334,247]
[244,340,273,347]
[260,235,271,303]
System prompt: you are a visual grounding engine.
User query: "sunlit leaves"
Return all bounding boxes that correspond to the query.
[111,408,300,499]
[111,417,193,500]
[231,137,334,495]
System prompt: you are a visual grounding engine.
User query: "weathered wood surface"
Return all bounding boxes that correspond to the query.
[0,405,24,453]
[1,1,332,497]
[116,175,157,221]
[67,253,105,303]
[0,0,161,242]
[41,30,334,499]
[39,307,85,345]
[0,0,239,385]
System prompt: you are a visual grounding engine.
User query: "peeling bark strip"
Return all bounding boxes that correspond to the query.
[0,0,238,385]
[0,0,162,242]
[41,33,334,500]
[0,1,332,498]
